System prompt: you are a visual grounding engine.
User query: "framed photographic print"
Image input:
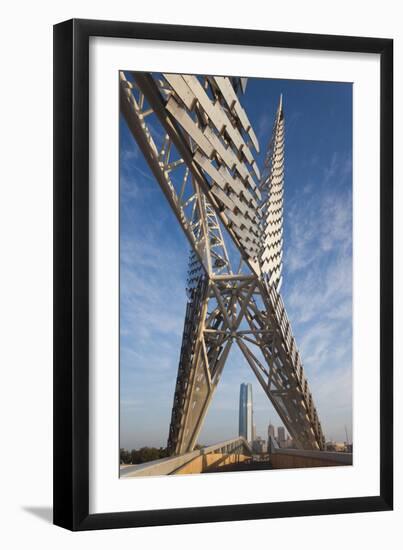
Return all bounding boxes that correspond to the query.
[53,19,393,530]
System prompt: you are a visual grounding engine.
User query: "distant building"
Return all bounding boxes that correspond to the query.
[252,437,267,453]
[277,426,286,445]
[284,435,296,449]
[239,383,253,443]
[268,423,276,440]
[325,441,348,452]
[252,423,256,442]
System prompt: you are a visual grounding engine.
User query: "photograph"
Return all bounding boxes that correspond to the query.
[119,71,353,477]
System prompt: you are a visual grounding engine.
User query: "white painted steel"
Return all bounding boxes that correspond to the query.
[120,72,325,456]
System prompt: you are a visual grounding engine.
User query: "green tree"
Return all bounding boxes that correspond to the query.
[120,448,131,464]
[129,446,169,464]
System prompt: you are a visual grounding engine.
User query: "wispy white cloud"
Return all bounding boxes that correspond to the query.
[119,85,353,448]
[280,151,353,441]
[121,147,139,163]
[286,185,352,273]
[310,364,352,441]
[257,112,271,142]
[120,231,188,343]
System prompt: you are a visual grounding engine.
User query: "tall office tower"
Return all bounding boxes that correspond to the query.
[239,383,253,443]
[277,426,286,446]
[268,423,276,440]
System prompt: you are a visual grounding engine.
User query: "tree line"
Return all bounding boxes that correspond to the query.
[120,447,169,464]
[120,443,205,465]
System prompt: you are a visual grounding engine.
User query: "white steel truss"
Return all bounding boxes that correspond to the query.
[259,95,285,290]
[120,70,326,454]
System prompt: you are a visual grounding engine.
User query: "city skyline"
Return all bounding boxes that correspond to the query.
[120,375,351,452]
[120,75,352,449]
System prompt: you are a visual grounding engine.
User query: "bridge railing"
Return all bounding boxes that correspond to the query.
[120,437,252,478]
[267,436,352,469]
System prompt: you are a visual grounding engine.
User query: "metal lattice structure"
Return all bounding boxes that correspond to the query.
[120,71,326,456]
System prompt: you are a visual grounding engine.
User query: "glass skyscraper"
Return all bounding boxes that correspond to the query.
[239,383,253,442]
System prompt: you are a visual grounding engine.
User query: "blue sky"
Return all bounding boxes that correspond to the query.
[120,76,352,449]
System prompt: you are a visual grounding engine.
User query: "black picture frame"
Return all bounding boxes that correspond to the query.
[53,18,393,531]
